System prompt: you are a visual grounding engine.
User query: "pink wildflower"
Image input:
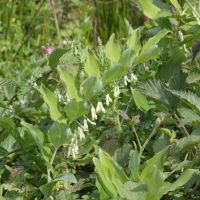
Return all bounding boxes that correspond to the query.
[41,43,51,55]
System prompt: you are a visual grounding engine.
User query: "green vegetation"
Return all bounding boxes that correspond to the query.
[1,0,200,199]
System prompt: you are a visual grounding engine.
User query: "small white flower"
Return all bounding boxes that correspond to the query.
[74,142,79,154]
[124,75,131,86]
[130,73,138,82]
[78,127,85,140]
[83,119,88,131]
[114,86,120,97]
[67,147,72,157]
[106,94,112,106]
[96,102,106,113]
[72,148,76,159]
[91,105,97,120]
[87,118,96,126]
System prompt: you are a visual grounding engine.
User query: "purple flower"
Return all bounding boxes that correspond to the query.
[41,43,52,55]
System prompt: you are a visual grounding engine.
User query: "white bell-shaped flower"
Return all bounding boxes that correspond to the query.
[96,102,106,113]
[91,105,97,120]
[114,86,120,97]
[72,148,76,159]
[106,94,112,106]
[124,75,131,86]
[130,73,138,82]
[83,119,88,131]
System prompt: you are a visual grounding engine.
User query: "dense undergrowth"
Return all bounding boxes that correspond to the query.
[1,0,200,200]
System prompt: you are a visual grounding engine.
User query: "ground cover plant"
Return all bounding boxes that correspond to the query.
[1,0,200,199]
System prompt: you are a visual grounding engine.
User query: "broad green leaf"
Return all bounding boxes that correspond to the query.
[64,99,90,121]
[142,30,169,53]
[156,47,186,83]
[140,146,169,181]
[0,157,7,168]
[93,157,118,198]
[21,122,44,152]
[168,66,186,110]
[58,66,82,101]
[106,33,121,66]
[3,86,16,100]
[120,181,147,200]
[139,0,161,18]
[103,64,126,84]
[163,161,190,180]
[159,128,172,137]
[0,79,20,87]
[40,85,67,124]
[162,169,196,194]
[30,154,47,173]
[48,121,72,148]
[81,76,103,101]
[146,166,164,200]
[153,134,170,154]
[184,171,200,192]
[0,118,24,146]
[171,135,200,155]
[131,88,150,112]
[79,140,97,155]
[127,29,141,56]
[134,45,160,65]
[119,48,135,70]
[49,48,68,70]
[170,0,182,15]
[55,190,73,200]
[0,147,9,159]
[40,173,77,198]
[84,47,100,77]
[154,18,172,30]
[129,144,141,182]
[112,143,132,167]
[178,108,200,126]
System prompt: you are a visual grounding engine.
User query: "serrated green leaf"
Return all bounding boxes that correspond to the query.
[120,181,147,200]
[64,99,90,121]
[127,29,141,56]
[131,88,150,112]
[106,33,121,66]
[0,79,20,87]
[112,143,132,167]
[40,85,67,124]
[187,72,200,84]
[139,0,161,18]
[0,146,9,159]
[84,47,100,77]
[153,134,170,154]
[0,118,24,146]
[171,135,200,155]
[58,66,82,101]
[40,174,77,198]
[103,64,126,84]
[81,76,103,101]
[49,48,68,70]
[58,50,77,66]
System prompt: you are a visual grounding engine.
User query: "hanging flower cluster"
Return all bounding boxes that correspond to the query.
[124,74,138,86]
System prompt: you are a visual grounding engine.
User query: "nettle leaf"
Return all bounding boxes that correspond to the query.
[30,66,51,82]
[168,66,186,110]
[134,45,160,65]
[171,136,200,155]
[64,99,90,121]
[156,47,186,83]
[142,30,170,53]
[103,64,126,84]
[178,108,200,126]
[48,121,72,148]
[3,86,16,100]
[40,85,67,124]
[49,48,68,70]
[119,48,135,70]
[153,134,170,154]
[138,80,169,106]
[106,33,121,66]
[169,90,200,115]
[131,88,150,112]
[0,118,25,146]
[139,0,160,19]
[58,50,77,66]
[58,66,82,101]
[0,79,20,87]
[17,80,31,100]
[40,174,77,198]
[120,181,147,200]
[81,76,103,101]
[112,143,132,167]
[84,47,100,77]
[187,73,200,84]
[0,146,9,159]
[127,28,141,56]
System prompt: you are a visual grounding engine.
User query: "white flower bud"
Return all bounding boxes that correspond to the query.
[78,127,85,140]
[106,94,112,106]
[67,147,71,157]
[114,86,120,97]
[83,119,88,131]
[72,148,76,159]
[87,118,96,126]
[101,103,106,113]
[96,102,102,113]
[124,75,128,86]
[130,73,138,82]
[91,105,97,120]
